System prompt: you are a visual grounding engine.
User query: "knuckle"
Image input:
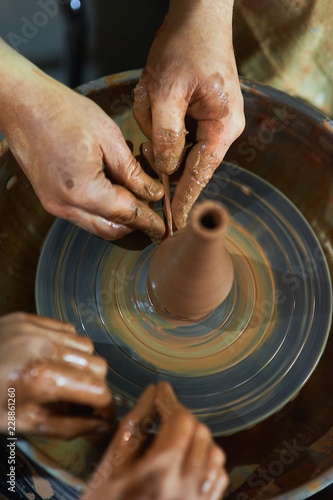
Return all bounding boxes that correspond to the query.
[134,78,149,103]
[11,311,31,325]
[61,188,83,207]
[115,206,137,226]
[125,159,144,183]
[23,363,46,392]
[136,460,167,487]
[47,201,79,226]
[41,184,82,215]
[230,111,246,139]
[98,386,112,405]
[41,197,62,217]
[188,160,215,190]
[212,444,226,466]
[78,336,94,351]
[155,127,184,146]
[40,340,58,360]
[34,363,48,380]
[21,406,43,428]
[176,409,196,430]
[98,356,108,372]
[196,422,211,440]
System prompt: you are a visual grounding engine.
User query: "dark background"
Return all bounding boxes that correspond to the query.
[0,0,169,87]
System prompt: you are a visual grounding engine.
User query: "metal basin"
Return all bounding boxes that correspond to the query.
[0,70,332,499]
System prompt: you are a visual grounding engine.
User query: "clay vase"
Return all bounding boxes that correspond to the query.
[147,200,234,324]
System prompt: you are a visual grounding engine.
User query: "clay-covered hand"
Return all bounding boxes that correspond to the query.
[0,312,114,439]
[83,382,228,500]
[0,40,165,241]
[134,0,244,230]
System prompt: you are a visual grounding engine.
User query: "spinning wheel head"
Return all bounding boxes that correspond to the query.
[36,163,332,436]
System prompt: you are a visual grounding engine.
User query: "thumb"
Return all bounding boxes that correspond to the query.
[100,121,164,202]
[151,95,187,174]
[80,177,165,241]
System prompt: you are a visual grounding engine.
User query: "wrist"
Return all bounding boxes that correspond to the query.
[164,0,234,43]
[0,40,36,134]
[0,39,67,137]
[0,40,33,100]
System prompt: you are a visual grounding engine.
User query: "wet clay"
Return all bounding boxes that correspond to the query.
[147,200,234,324]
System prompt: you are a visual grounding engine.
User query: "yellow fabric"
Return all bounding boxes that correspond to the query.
[235,0,333,116]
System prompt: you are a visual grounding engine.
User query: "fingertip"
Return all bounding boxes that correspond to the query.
[146,383,157,391]
[97,397,117,423]
[211,444,227,468]
[156,381,180,408]
[173,213,187,232]
[73,335,95,354]
[154,148,184,176]
[141,210,166,242]
[145,179,164,201]
[142,383,158,401]
[94,355,108,378]
[157,381,173,393]
[123,384,157,424]
[139,383,157,400]
[98,383,114,404]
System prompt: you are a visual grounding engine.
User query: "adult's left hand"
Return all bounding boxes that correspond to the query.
[0,312,114,439]
[134,0,245,230]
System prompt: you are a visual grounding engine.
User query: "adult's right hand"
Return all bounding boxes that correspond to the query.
[0,39,165,241]
[83,382,228,500]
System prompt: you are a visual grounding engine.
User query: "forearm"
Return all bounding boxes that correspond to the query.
[0,39,34,132]
[162,0,234,52]
[168,0,234,25]
[0,39,67,137]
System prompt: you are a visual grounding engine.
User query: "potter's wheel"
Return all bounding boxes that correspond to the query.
[35,163,332,436]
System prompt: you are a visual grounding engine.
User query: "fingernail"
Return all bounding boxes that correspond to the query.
[146,229,164,244]
[155,155,179,175]
[154,139,185,175]
[148,180,164,198]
